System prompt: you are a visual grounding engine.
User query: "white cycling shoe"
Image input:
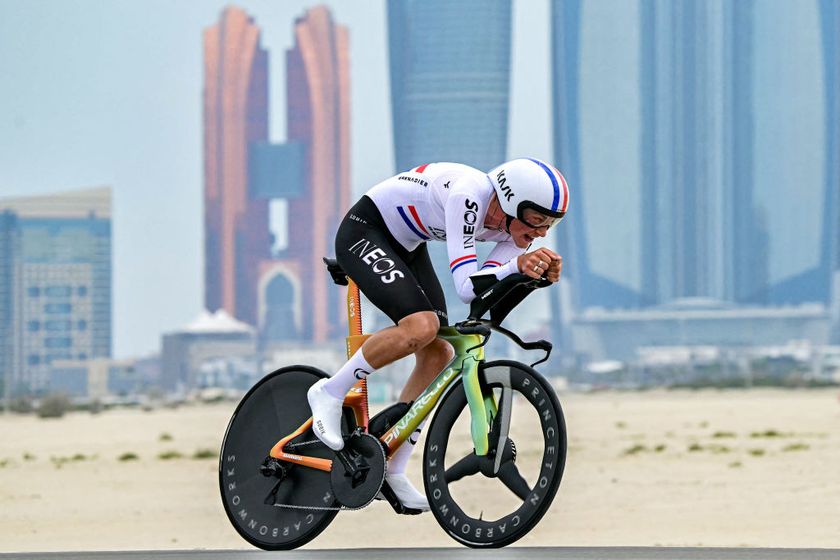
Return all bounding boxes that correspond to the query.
[383,472,430,512]
[306,379,345,451]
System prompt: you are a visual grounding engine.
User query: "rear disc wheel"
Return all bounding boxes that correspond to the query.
[219,365,350,550]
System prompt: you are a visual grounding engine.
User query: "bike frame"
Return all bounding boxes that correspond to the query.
[269,278,498,472]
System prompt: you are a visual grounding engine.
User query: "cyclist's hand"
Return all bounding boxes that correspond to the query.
[518,248,562,282]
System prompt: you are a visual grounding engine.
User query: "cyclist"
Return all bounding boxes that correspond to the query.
[308,158,569,511]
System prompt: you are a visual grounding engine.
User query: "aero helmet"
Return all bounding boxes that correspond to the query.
[488,158,570,226]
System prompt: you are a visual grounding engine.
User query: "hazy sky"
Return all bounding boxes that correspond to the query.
[0,0,551,358]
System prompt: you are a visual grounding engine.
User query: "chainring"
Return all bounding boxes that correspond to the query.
[330,432,387,509]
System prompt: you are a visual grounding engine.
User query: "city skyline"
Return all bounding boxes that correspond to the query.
[0,0,552,359]
[2,1,835,363]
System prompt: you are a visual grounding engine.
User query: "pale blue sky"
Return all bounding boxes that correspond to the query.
[0,0,551,358]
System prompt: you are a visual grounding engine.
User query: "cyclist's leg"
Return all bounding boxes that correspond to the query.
[308,197,441,450]
[400,243,454,403]
[382,244,453,511]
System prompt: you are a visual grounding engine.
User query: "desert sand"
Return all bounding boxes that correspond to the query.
[1,388,839,552]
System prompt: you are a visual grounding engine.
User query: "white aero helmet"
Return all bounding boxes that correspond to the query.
[488,158,570,227]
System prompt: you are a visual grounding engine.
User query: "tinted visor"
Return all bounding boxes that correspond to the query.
[518,206,564,229]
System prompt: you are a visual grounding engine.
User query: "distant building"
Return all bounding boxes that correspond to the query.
[388,0,512,172]
[262,6,351,344]
[0,187,112,394]
[820,0,840,329]
[0,211,20,401]
[203,6,351,344]
[573,299,832,362]
[161,309,256,393]
[386,0,513,324]
[552,1,838,308]
[551,0,840,355]
[203,6,270,326]
[47,358,139,400]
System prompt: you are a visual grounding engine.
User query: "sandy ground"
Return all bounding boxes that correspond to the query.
[1,388,839,552]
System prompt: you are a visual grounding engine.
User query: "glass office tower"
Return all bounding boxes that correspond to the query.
[388,0,512,173]
[0,187,112,393]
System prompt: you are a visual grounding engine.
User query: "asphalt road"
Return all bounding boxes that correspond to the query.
[1,548,839,560]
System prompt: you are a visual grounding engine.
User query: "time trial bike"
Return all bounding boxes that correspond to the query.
[219,257,567,549]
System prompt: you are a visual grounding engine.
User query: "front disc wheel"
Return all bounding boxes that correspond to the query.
[423,360,567,548]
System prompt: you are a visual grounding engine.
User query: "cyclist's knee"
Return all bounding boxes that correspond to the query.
[398,311,440,352]
[425,337,454,363]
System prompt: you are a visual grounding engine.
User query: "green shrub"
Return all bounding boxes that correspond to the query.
[157,450,183,460]
[622,444,647,456]
[782,443,809,452]
[712,431,736,438]
[37,393,72,419]
[159,432,173,442]
[750,429,785,438]
[118,452,139,462]
[192,448,217,460]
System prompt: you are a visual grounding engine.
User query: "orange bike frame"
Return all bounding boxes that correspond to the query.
[269,279,371,472]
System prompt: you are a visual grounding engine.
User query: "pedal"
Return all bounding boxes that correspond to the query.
[379,481,423,516]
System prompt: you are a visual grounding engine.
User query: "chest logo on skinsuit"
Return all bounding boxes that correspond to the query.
[349,239,406,284]
[463,199,479,249]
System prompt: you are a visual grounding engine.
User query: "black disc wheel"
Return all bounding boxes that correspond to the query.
[219,365,352,550]
[423,360,567,548]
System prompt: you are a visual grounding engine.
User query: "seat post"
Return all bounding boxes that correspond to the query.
[346,279,363,338]
[345,278,370,428]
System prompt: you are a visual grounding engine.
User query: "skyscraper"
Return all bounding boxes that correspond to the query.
[640,0,763,305]
[0,211,20,401]
[752,1,827,305]
[0,187,112,393]
[820,0,840,341]
[552,0,641,310]
[203,6,269,326]
[552,0,762,309]
[387,0,512,322]
[821,0,840,287]
[388,0,512,173]
[278,6,351,342]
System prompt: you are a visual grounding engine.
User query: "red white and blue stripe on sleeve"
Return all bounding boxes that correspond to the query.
[481,260,503,270]
[450,254,477,273]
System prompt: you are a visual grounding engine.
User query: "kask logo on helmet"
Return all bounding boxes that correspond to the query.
[495,170,514,201]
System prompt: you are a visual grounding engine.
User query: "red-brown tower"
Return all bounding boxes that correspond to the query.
[203,6,269,325]
[284,6,351,342]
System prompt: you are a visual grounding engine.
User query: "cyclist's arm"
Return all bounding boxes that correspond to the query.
[444,185,525,303]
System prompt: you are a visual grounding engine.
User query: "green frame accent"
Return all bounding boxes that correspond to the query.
[380,327,494,456]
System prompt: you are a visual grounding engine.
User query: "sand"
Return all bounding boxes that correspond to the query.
[1,388,839,552]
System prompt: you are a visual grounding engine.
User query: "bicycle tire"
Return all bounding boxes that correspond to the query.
[219,365,349,550]
[423,360,567,548]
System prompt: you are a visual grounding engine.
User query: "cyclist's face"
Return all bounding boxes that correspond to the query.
[509,216,550,248]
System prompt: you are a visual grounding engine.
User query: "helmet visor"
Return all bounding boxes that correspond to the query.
[518,207,563,229]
